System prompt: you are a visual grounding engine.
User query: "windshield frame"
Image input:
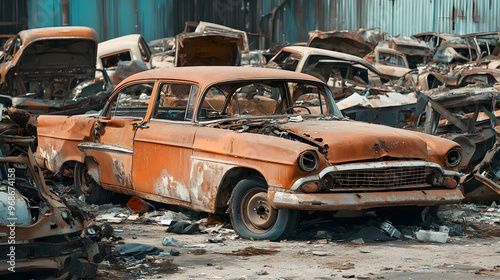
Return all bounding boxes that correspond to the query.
[194,78,342,124]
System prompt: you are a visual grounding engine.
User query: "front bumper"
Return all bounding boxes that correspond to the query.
[269,188,464,211]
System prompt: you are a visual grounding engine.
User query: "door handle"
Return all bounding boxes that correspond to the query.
[132,123,149,129]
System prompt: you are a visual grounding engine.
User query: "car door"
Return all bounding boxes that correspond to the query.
[82,80,157,189]
[132,81,200,202]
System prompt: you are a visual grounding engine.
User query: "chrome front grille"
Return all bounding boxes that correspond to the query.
[325,166,435,191]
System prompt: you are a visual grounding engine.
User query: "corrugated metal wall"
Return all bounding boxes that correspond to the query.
[20,0,500,45]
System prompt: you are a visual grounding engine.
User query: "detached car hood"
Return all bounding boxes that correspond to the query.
[176,32,242,67]
[283,120,429,163]
[307,30,377,58]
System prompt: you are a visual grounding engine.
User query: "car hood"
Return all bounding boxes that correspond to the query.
[15,38,97,73]
[307,30,378,58]
[282,119,430,164]
[176,32,242,67]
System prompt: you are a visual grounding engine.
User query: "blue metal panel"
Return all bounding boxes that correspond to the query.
[138,0,175,42]
[27,0,62,28]
[68,0,102,38]
[23,0,500,45]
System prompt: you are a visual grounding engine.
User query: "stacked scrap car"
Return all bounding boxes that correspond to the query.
[0,109,104,279]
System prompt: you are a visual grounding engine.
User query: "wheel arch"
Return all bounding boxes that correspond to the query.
[83,156,101,185]
[214,166,265,214]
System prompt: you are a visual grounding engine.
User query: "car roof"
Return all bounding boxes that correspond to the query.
[98,34,143,57]
[119,66,325,88]
[279,46,381,75]
[18,26,98,46]
[375,46,405,55]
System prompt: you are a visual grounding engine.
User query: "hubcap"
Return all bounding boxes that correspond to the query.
[242,190,278,233]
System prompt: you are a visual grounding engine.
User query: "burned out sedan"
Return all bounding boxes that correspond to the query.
[37,67,464,241]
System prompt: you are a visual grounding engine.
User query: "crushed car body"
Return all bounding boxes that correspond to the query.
[36,66,464,241]
[400,64,500,91]
[0,26,112,115]
[0,109,103,278]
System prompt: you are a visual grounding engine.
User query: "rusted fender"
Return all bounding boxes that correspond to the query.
[37,115,97,173]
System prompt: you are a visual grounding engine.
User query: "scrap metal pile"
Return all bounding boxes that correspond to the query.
[1,22,500,279]
[264,28,500,203]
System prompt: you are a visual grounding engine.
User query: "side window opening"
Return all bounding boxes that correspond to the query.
[153,83,199,121]
[289,82,330,115]
[101,51,132,68]
[269,51,302,71]
[109,82,155,119]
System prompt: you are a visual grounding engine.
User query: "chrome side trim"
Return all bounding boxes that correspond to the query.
[78,142,133,154]
[290,161,460,190]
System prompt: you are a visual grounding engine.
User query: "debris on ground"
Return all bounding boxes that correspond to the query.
[221,247,279,256]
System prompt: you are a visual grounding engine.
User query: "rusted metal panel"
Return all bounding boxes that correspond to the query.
[132,121,198,203]
[189,158,236,212]
[36,115,97,173]
[270,189,465,211]
[284,119,433,165]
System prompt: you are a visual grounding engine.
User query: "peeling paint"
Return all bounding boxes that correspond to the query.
[155,169,191,202]
[37,144,63,173]
[112,159,127,186]
[189,158,235,212]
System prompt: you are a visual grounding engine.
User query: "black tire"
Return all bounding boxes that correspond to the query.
[229,178,298,241]
[74,162,112,204]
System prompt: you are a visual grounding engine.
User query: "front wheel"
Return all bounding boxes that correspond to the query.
[74,162,112,204]
[229,178,298,241]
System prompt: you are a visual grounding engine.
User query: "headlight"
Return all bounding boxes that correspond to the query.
[297,150,319,172]
[445,147,462,167]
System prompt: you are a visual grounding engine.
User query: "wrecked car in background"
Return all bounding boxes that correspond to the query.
[96,34,152,84]
[413,32,479,63]
[0,109,103,279]
[366,47,411,81]
[267,46,383,100]
[37,66,464,241]
[0,26,111,115]
[378,36,433,69]
[399,63,500,91]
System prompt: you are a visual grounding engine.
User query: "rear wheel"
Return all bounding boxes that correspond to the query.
[229,178,298,241]
[74,162,112,204]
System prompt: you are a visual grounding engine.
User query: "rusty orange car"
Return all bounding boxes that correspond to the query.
[36,66,464,241]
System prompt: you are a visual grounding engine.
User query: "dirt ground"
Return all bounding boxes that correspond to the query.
[86,200,500,280]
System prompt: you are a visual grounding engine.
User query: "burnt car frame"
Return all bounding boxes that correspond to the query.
[0,147,102,279]
[0,26,112,115]
[37,67,463,241]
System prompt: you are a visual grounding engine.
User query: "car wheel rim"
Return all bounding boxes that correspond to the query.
[241,189,278,233]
